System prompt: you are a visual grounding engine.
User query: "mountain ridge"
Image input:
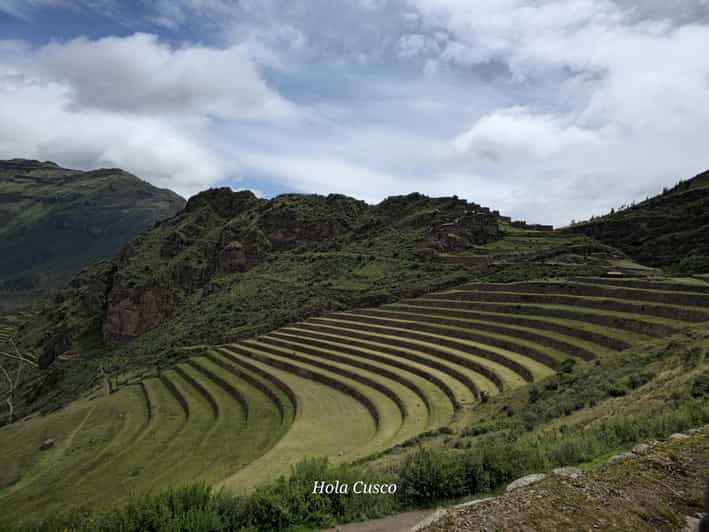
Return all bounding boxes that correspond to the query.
[567,168,709,272]
[0,159,186,307]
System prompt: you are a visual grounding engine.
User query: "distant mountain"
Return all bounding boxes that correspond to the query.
[0,159,186,307]
[567,169,709,273]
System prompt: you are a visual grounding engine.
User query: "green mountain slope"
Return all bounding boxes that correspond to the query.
[567,169,709,273]
[22,190,503,368]
[15,187,627,420]
[0,159,185,307]
[3,275,708,528]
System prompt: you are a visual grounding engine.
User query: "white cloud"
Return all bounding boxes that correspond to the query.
[453,107,599,162]
[396,33,440,59]
[401,0,709,222]
[1,1,709,226]
[0,71,226,197]
[0,32,301,198]
[37,33,296,120]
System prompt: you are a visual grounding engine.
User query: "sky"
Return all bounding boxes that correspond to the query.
[1,1,708,226]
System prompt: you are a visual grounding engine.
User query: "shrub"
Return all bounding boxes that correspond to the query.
[398,448,467,506]
[691,372,709,398]
[558,359,576,374]
[607,386,627,397]
[528,385,540,403]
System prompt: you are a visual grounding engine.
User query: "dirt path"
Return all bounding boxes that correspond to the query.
[323,509,435,532]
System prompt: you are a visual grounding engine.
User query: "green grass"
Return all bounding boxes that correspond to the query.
[411,298,690,334]
[184,357,287,483]
[0,384,150,521]
[10,316,709,532]
[310,317,550,383]
[339,309,609,360]
[215,347,378,492]
[261,332,455,429]
[280,326,480,407]
[436,289,709,322]
[291,321,509,392]
[7,275,709,526]
[0,354,289,523]
[245,337,432,437]
[386,302,651,345]
[232,342,407,450]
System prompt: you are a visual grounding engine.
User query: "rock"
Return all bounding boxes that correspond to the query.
[632,443,653,455]
[608,452,635,464]
[683,515,699,532]
[553,467,583,479]
[687,428,702,434]
[669,433,690,440]
[102,288,174,342]
[218,241,249,274]
[411,508,448,531]
[506,473,546,493]
[39,438,54,451]
[453,497,496,509]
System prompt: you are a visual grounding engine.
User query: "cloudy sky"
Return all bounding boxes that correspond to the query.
[1,0,708,225]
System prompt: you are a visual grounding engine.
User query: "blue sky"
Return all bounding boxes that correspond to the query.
[1,0,709,225]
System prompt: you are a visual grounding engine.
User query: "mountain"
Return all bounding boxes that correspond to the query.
[10,185,630,424]
[22,189,503,368]
[567,169,709,273]
[0,159,186,308]
[5,178,708,530]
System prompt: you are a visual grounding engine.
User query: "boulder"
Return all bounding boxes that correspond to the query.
[669,433,690,440]
[218,241,248,274]
[552,467,583,479]
[506,473,546,493]
[608,452,635,464]
[39,438,54,451]
[632,443,653,455]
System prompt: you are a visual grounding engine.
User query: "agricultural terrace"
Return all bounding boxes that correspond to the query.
[2,276,709,522]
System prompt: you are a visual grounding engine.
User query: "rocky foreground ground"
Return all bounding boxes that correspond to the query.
[420,427,709,532]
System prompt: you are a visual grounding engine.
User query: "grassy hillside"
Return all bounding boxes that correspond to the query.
[13,190,515,414]
[3,275,709,528]
[0,159,185,308]
[567,168,709,273]
[12,195,634,422]
[7,180,709,529]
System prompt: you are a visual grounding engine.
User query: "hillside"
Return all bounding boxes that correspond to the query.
[5,183,709,530]
[0,159,185,308]
[567,168,709,273]
[3,274,708,529]
[423,428,709,532]
[10,188,631,420]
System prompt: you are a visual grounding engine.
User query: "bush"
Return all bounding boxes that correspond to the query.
[398,448,467,506]
[676,255,709,274]
[607,386,627,397]
[691,372,709,398]
[87,484,224,532]
[558,359,576,374]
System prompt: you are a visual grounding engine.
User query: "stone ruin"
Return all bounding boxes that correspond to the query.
[429,208,500,252]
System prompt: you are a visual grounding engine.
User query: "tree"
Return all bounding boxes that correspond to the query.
[0,339,38,423]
